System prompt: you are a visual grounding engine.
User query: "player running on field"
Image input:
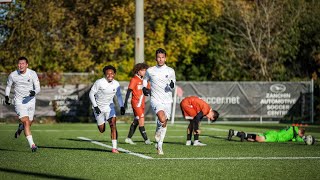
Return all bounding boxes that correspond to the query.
[124,63,152,145]
[180,96,219,146]
[228,126,307,143]
[89,65,125,153]
[5,57,40,152]
[143,48,176,155]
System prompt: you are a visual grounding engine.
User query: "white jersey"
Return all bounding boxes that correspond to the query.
[143,64,176,104]
[5,68,40,104]
[89,78,124,111]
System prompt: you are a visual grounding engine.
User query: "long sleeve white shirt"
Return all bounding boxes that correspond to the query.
[143,64,176,104]
[5,68,40,104]
[89,78,124,110]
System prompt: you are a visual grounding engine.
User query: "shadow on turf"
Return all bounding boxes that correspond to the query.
[0,167,88,180]
[38,146,112,153]
[60,138,146,145]
[0,148,17,152]
[202,134,229,141]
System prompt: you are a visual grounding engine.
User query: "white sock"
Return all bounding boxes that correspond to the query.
[160,127,167,142]
[26,135,35,148]
[112,140,117,149]
[158,141,163,149]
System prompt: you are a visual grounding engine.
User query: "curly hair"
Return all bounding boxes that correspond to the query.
[132,63,149,74]
[103,65,116,74]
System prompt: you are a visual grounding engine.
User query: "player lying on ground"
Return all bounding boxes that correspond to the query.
[180,96,219,146]
[124,63,152,145]
[227,126,315,145]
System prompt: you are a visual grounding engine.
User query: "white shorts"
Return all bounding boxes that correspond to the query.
[15,102,36,121]
[93,107,116,126]
[151,101,172,120]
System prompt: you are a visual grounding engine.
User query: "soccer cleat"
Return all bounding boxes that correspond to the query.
[145,139,153,145]
[31,144,38,152]
[157,144,164,155]
[228,129,234,141]
[125,138,136,145]
[186,140,192,146]
[193,141,207,146]
[112,148,119,153]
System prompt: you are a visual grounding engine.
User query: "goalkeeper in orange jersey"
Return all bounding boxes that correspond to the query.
[227,126,310,143]
[124,63,153,145]
[180,96,219,146]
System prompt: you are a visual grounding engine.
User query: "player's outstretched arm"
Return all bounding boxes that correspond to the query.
[124,89,132,109]
[116,86,125,115]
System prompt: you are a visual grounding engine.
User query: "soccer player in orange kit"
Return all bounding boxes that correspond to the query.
[124,63,152,145]
[180,96,219,146]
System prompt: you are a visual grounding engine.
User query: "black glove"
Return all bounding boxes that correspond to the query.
[169,80,174,89]
[29,90,36,97]
[120,107,125,115]
[142,87,151,96]
[5,96,10,105]
[94,106,101,115]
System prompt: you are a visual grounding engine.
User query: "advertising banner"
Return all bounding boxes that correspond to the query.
[0,81,312,121]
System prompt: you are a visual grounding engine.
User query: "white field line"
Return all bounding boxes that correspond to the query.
[77,137,320,161]
[155,157,320,160]
[77,136,153,159]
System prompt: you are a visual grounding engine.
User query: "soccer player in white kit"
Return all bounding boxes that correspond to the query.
[5,57,41,152]
[89,65,125,154]
[143,48,176,155]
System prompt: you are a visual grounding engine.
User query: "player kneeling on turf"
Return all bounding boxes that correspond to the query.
[228,126,315,145]
[180,96,219,146]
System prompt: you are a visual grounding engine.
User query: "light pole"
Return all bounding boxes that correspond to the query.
[135,0,144,64]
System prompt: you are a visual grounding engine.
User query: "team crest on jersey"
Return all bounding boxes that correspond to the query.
[113,89,115,92]
[28,79,30,82]
[165,75,168,78]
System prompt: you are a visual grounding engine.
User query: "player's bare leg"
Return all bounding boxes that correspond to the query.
[97,123,106,133]
[21,116,37,152]
[108,117,119,153]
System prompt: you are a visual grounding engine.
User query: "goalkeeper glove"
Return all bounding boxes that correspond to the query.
[94,106,101,115]
[5,96,10,105]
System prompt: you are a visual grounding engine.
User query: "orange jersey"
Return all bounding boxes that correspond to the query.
[180,96,211,120]
[128,75,150,108]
